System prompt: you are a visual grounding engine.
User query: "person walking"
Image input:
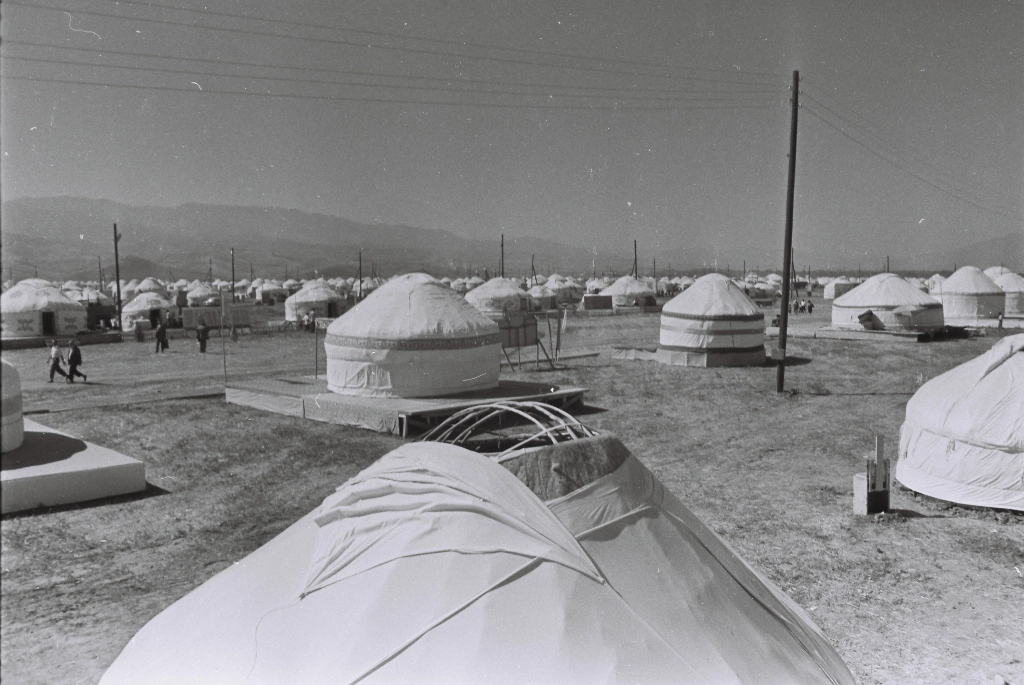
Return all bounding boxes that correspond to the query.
[196,319,210,353]
[46,340,68,382]
[155,320,168,353]
[66,339,87,383]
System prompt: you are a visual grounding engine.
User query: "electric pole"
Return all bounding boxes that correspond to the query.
[777,70,799,394]
[113,224,123,329]
[231,248,236,303]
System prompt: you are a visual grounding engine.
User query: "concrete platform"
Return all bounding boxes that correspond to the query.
[226,375,587,437]
[1,419,147,514]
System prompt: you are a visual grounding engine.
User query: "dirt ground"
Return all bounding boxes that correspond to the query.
[2,301,1022,685]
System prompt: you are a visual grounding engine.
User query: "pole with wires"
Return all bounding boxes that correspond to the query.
[777,70,799,394]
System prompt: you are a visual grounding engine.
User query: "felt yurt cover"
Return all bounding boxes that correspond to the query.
[599,275,656,307]
[658,273,766,367]
[186,284,220,306]
[136,277,167,296]
[100,438,855,685]
[122,292,174,316]
[938,266,1005,322]
[284,284,344,321]
[464,278,531,315]
[994,272,1024,317]
[831,274,943,332]
[896,334,1024,511]
[1,359,25,453]
[527,284,558,310]
[1,285,87,338]
[823,277,855,300]
[324,274,500,398]
[984,266,1013,280]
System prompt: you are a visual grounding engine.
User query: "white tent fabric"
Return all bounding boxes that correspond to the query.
[324,273,501,398]
[984,266,1013,280]
[284,284,345,321]
[823,277,855,300]
[464,278,531,316]
[1,359,24,453]
[938,266,1005,322]
[1,285,88,338]
[831,274,943,332]
[658,273,766,367]
[136,277,167,296]
[100,438,856,685]
[186,284,220,306]
[896,334,1024,511]
[527,284,558,310]
[599,275,656,307]
[993,272,1024,317]
[121,292,175,327]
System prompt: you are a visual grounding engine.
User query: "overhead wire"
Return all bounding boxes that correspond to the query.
[4,0,785,87]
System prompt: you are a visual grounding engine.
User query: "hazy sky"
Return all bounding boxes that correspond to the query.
[2,0,1022,269]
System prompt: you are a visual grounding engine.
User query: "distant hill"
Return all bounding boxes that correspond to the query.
[1,197,616,282]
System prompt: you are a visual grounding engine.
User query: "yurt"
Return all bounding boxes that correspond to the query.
[545,278,576,304]
[439,277,452,287]
[186,284,220,307]
[585,278,604,294]
[938,266,1005,323]
[284,284,346,322]
[896,334,1023,511]
[450,277,468,294]
[599,275,656,308]
[823,277,856,300]
[463,277,531,318]
[136,277,167,297]
[994,272,1024,317]
[100,436,856,685]
[984,266,1013,280]
[831,274,944,332]
[121,292,175,329]
[323,273,500,398]
[465,275,485,291]
[18,278,55,289]
[0,285,87,338]
[282,278,301,294]
[657,273,766,367]
[255,281,288,304]
[927,274,946,293]
[527,284,558,310]
[2,359,25,453]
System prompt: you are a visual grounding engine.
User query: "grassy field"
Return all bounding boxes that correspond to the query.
[2,303,1022,685]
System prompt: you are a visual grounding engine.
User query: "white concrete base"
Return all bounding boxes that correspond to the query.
[1,419,146,514]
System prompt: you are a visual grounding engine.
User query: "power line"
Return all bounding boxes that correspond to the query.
[802,104,1019,222]
[2,55,786,104]
[5,1,785,87]
[1,74,782,112]
[4,40,786,96]
[71,0,791,80]
[803,87,1023,214]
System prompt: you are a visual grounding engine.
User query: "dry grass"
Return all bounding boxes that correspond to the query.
[2,305,1022,685]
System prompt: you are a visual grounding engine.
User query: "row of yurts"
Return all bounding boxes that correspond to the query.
[3,263,1022,340]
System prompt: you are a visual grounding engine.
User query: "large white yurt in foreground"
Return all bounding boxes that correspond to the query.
[993,272,1024,317]
[896,334,1024,511]
[284,284,345,321]
[599,275,656,307]
[0,285,87,338]
[324,273,501,398]
[1,359,25,453]
[831,273,944,332]
[464,277,531,317]
[938,266,1005,323]
[658,273,766,367]
[99,436,856,685]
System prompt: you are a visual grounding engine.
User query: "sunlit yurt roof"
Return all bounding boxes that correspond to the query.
[1,285,85,313]
[833,273,940,309]
[122,292,174,314]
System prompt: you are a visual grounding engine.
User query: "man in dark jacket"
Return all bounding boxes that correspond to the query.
[155,321,168,353]
[196,319,210,353]
[66,340,87,383]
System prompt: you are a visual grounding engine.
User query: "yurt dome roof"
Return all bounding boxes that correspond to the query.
[0,284,86,313]
[994,272,1024,293]
[122,292,174,313]
[941,266,1003,295]
[833,273,940,309]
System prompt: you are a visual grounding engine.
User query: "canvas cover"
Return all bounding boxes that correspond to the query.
[600,276,656,307]
[994,272,1024,317]
[527,284,558,310]
[896,334,1024,511]
[100,439,855,685]
[938,266,1006,321]
[1,285,88,338]
[1,359,25,453]
[464,278,531,315]
[823,278,855,300]
[285,284,344,321]
[324,273,500,398]
[831,274,943,332]
[658,274,765,367]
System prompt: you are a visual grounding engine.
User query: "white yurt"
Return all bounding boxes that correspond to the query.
[585,278,604,294]
[465,275,485,291]
[896,334,1023,511]
[256,281,288,304]
[983,265,1013,281]
[545,278,576,303]
[323,273,501,398]
[994,272,1024,317]
[450,277,468,294]
[284,284,346,322]
[0,285,87,339]
[831,274,944,332]
[72,288,114,306]
[527,284,558,310]
[439,277,452,288]
[186,284,220,307]
[823,277,856,300]
[1,359,25,454]
[136,277,167,297]
[18,278,55,289]
[99,436,856,685]
[282,278,301,294]
[599,275,656,308]
[657,273,766,367]
[465,278,531,318]
[938,266,1005,323]
[121,292,175,329]
[927,274,946,293]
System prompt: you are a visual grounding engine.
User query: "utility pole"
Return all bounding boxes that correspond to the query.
[358,250,363,300]
[886,255,890,273]
[653,257,656,281]
[633,240,638,278]
[500,234,505,278]
[113,224,123,329]
[97,256,103,290]
[230,248,235,303]
[777,70,799,394]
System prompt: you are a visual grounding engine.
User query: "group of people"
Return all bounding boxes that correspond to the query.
[154,319,211,353]
[791,298,815,314]
[46,339,87,383]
